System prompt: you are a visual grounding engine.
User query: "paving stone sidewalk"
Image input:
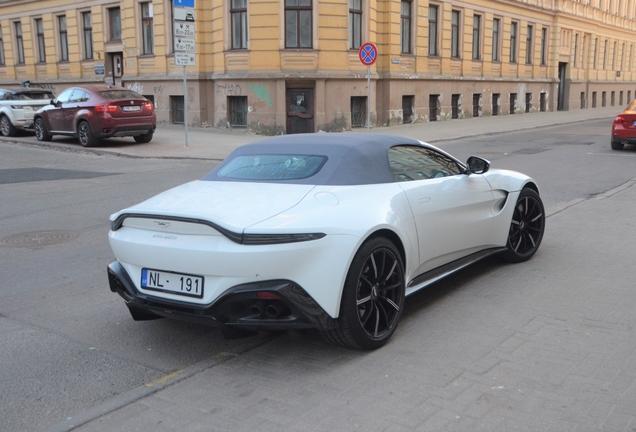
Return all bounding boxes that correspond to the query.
[63,166,636,431]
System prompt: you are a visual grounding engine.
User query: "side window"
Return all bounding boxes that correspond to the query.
[55,89,74,104]
[68,89,84,103]
[388,145,463,182]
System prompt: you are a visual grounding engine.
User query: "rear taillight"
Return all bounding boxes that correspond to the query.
[614,116,624,124]
[144,101,154,111]
[95,104,117,113]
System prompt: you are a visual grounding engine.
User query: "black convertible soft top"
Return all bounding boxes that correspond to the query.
[203,132,425,185]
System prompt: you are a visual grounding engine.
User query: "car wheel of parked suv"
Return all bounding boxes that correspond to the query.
[0,115,17,137]
[78,120,99,147]
[133,132,153,144]
[34,117,52,142]
[611,140,625,150]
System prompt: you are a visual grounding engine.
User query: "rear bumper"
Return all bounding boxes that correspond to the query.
[97,123,155,138]
[612,134,636,144]
[107,261,338,336]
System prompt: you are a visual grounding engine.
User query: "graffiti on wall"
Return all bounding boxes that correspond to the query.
[247,83,273,107]
[216,83,242,95]
[127,82,144,94]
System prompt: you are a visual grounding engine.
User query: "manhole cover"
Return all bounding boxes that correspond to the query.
[1,231,80,247]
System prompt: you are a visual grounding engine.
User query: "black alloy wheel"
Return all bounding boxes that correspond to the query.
[78,120,99,147]
[322,237,405,350]
[501,188,545,263]
[0,115,17,137]
[34,117,52,142]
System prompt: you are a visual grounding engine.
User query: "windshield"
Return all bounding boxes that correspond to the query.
[217,155,327,181]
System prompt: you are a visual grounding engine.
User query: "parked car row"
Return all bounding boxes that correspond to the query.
[0,85,156,147]
[2,84,634,151]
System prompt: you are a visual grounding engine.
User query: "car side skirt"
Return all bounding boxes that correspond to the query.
[406,247,507,296]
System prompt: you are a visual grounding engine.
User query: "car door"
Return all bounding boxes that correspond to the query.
[389,145,496,274]
[46,88,74,132]
[61,89,89,132]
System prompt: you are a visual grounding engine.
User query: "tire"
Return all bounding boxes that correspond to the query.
[34,117,52,142]
[133,131,153,143]
[500,188,545,263]
[611,140,624,150]
[0,115,17,137]
[78,120,99,147]
[322,237,405,350]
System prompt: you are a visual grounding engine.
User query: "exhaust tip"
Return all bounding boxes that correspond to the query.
[250,301,265,317]
[265,301,289,318]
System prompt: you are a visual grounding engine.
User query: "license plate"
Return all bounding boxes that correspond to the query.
[122,106,141,112]
[633,121,636,127]
[141,268,204,298]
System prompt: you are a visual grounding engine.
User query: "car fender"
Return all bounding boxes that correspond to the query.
[247,183,420,315]
[482,169,541,246]
[481,168,538,194]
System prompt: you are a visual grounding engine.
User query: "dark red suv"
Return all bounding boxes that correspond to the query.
[34,85,156,147]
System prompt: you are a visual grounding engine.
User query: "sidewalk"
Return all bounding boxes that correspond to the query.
[25,105,617,161]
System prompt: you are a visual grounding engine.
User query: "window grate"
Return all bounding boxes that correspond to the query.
[170,96,184,124]
[472,94,481,117]
[351,96,366,128]
[402,95,414,123]
[228,96,248,127]
[451,94,460,119]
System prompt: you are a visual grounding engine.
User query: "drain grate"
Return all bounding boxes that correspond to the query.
[1,231,80,247]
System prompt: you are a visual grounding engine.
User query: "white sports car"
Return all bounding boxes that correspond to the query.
[108,133,545,349]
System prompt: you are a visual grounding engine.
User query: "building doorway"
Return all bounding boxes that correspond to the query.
[106,52,123,87]
[286,88,314,134]
[557,62,568,111]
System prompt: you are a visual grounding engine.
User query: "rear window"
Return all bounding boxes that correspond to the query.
[14,91,54,100]
[98,90,144,100]
[218,155,327,181]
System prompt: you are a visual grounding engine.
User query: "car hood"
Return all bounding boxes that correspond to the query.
[110,180,316,232]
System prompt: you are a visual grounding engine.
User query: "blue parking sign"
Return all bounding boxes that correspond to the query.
[174,0,194,8]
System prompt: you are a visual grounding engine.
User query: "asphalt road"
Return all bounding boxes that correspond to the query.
[0,119,634,431]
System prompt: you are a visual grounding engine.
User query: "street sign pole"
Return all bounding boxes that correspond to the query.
[173,0,196,147]
[367,66,370,133]
[183,66,188,146]
[358,42,377,133]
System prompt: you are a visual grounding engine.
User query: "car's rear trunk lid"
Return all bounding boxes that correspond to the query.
[111,180,316,234]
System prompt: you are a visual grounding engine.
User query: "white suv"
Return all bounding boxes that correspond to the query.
[0,88,55,137]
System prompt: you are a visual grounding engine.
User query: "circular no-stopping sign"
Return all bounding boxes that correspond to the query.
[359,42,378,66]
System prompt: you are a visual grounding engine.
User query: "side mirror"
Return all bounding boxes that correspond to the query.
[466,156,490,174]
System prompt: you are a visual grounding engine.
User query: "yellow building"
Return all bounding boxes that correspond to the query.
[0,0,634,133]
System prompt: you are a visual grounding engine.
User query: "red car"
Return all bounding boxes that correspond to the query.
[34,85,156,147]
[611,100,636,150]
